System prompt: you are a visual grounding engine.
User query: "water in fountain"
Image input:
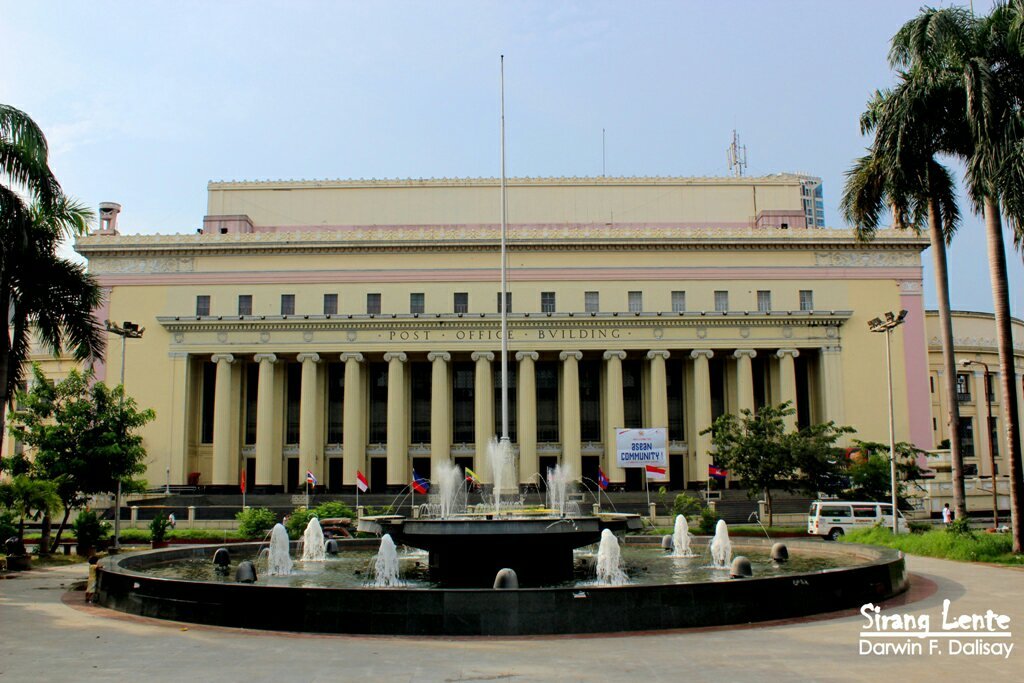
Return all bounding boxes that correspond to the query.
[595,528,629,586]
[487,438,517,517]
[546,463,579,517]
[266,523,293,576]
[710,519,732,568]
[302,517,326,562]
[372,533,403,587]
[671,514,696,557]
[434,460,467,519]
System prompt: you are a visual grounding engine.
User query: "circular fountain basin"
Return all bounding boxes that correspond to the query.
[94,537,907,636]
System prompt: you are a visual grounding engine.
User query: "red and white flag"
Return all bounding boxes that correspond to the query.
[355,470,369,493]
[645,464,668,481]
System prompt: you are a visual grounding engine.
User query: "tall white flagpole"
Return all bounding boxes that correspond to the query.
[499,54,510,443]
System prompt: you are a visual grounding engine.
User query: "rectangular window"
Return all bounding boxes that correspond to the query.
[535,362,559,441]
[628,291,643,313]
[238,294,252,316]
[368,363,388,442]
[285,363,301,444]
[244,364,258,445]
[367,293,381,315]
[327,362,344,443]
[453,362,475,443]
[411,363,432,442]
[757,290,772,313]
[496,291,512,313]
[541,291,556,313]
[281,294,295,316]
[956,373,971,402]
[958,418,975,458]
[671,291,686,313]
[799,290,814,311]
[410,292,425,314]
[493,362,517,442]
[585,291,600,313]
[454,292,469,314]
[985,373,996,403]
[196,295,211,317]
[579,360,601,441]
[990,416,1000,457]
[930,376,935,393]
[323,293,338,315]
[714,291,729,312]
[199,361,216,443]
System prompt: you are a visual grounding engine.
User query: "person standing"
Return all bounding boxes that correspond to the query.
[942,503,952,525]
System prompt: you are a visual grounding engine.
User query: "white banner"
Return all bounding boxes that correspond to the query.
[615,428,667,468]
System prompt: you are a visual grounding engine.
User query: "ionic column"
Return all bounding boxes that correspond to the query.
[516,351,539,485]
[385,352,408,486]
[297,353,322,487]
[473,351,495,481]
[648,350,670,430]
[820,346,846,430]
[733,349,757,416]
[690,350,714,480]
[560,351,583,476]
[974,370,992,475]
[428,351,451,476]
[603,350,627,483]
[341,353,364,487]
[211,354,236,486]
[167,352,191,487]
[776,349,800,431]
[253,353,278,487]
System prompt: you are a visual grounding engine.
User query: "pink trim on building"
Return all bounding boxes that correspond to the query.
[92,288,111,383]
[900,282,932,449]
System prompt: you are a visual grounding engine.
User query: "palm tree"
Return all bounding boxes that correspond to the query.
[890,6,1024,552]
[841,77,969,521]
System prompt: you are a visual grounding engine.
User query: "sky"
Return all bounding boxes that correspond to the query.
[2,0,1021,315]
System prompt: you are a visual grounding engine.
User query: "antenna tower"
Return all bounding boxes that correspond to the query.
[726,130,747,177]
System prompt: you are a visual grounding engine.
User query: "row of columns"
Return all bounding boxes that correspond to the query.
[206,347,810,488]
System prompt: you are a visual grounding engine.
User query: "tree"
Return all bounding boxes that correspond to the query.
[844,440,929,504]
[889,5,1024,553]
[702,403,854,526]
[0,475,60,543]
[7,365,154,551]
[1,104,105,455]
[841,72,970,521]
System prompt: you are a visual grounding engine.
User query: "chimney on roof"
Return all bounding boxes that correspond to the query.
[97,202,121,235]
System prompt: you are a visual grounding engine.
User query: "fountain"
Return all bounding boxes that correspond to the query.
[266,523,293,576]
[595,528,629,586]
[487,438,517,517]
[710,519,732,568]
[372,534,402,587]
[546,463,580,517]
[670,514,696,558]
[301,517,326,562]
[433,460,467,519]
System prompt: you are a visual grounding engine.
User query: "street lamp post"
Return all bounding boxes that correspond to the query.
[105,320,145,550]
[961,358,998,529]
[868,310,908,534]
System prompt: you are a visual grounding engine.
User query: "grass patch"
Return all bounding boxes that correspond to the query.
[840,526,1024,565]
[117,528,245,543]
[645,525,805,536]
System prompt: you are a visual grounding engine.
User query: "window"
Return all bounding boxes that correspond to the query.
[628,291,643,313]
[454,292,469,314]
[820,506,851,518]
[280,294,295,316]
[496,291,512,313]
[237,294,252,316]
[196,295,211,317]
[410,293,425,314]
[757,290,771,313]
[671,291,686,313]
[990,416,1000,457]
[323,293,338,315]
[853,506,878,518]
[958,418,975,458]
[367,293,381,315]
[930,376,935,393]
[799,290,814,311]
[956,373,971,402]
[285,363,301,444]
[985,373,996,403]
[714,291,729,312]
[541,291,556,313]
[199,361,216,443]
[585,291,600,313]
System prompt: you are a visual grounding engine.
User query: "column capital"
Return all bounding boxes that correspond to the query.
[732,349,757,359]
[253,353,277,364]
[211,353,235,364]
[472,351,495,362]
[428,351,451,362]
[820,345,842,354]
[689,349,714,360]
[776,349,801,359]
[559,350,583,362]
[340,352,364,363]
[646,350,670,361]
[384,352,408,363]
[515,351,539,362]
[603,350,626,361]
[296,352,321,363]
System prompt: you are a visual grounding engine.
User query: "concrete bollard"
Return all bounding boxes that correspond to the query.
[130,506,139,525]
[648,502,657,523]
[187,506,196,529]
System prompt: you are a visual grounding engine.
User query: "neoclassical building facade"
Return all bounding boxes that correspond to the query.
[69,175,933,493]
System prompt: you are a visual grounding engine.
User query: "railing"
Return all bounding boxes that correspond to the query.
[956,393,972,403]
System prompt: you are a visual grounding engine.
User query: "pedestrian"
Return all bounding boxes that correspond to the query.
[942,503,952,525]
[168,512,176,529]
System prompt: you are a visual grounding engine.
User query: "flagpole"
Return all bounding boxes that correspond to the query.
[644,468,651,513]
[306,479,310,510]
[355,476,359,512]
[499,54,510,445]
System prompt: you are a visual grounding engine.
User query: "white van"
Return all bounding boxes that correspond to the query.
[807,500,908,540]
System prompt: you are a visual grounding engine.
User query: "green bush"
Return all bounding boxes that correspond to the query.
[946,517,972,536]
[364,505,394,516]
[840,526,1022,565]
[313,501,355,519]
[285,507,314,539]
[169,528,242,540]
[235,507,277,538]
[119,528,151,542]
[149,515,170,542]
[698,506,719,535]
[72,511,110,552]
[671,494,702,519]
[908,521,932,534]
[0,510,17,541]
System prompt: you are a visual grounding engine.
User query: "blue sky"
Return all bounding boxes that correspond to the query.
[2,0,1020,314]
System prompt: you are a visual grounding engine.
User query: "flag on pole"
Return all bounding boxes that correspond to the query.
[306,470,318,486]
[464,467,481,487]
[597,468,610,491]
[645,464,668,481]
[240,469,247,493]
[412,471,430,495]
[355,470,369,493]
[708,465,728,481]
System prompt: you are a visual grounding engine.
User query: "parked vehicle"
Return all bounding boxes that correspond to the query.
[807,500,908,540]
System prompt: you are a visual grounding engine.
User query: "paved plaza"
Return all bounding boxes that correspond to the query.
[1,554,1020,682]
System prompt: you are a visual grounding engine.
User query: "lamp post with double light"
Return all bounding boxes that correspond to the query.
[868,310,907,534]
[960,358,999,529]
[105,320,145,550]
